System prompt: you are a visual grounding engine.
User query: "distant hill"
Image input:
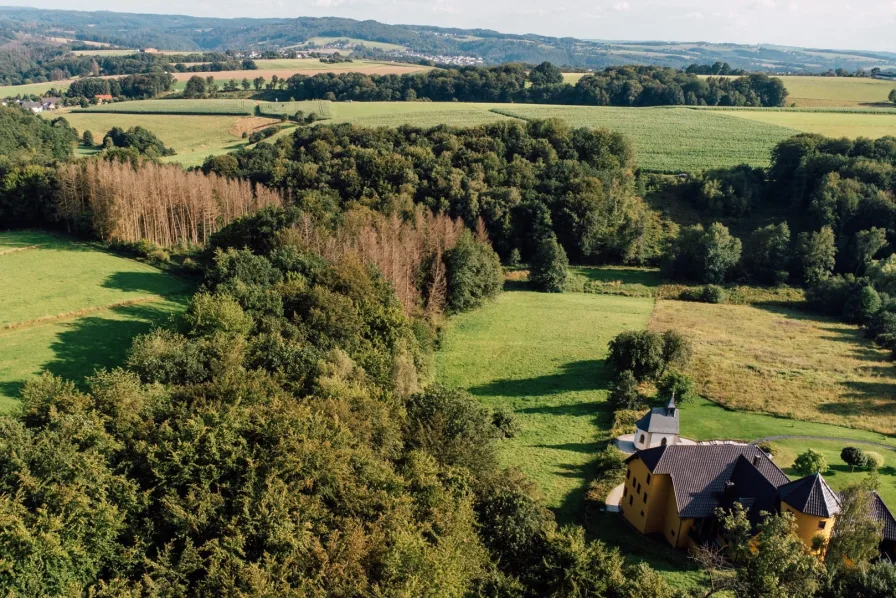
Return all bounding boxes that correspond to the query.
[2,6,896,72]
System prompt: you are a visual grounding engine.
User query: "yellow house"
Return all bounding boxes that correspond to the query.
[621,444,849,552]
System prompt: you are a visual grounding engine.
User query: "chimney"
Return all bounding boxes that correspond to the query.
[752,454,762,467]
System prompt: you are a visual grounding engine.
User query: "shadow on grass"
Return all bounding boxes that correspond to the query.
[102,270,192,296]
[469,359,609,399]
[41,302,180,388]
[570,266,663,287]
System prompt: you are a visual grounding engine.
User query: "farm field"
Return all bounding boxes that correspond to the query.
[73,99,258,115]
[327,101,518,127]
[489,105,796,171]
[777,75,896,107]
[0,231,193,410]
[62,113,278,167]
[649,299,896,435]
[297,37,407,51]
[717,109,896,139]
[0,79,74,97]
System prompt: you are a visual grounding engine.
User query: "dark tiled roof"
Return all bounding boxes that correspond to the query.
[635,401,679,435]
[629,444,790,518]
[778,473,841,518]
[872,491,896,542]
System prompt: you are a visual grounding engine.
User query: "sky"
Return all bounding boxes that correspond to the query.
[9,0,896,52]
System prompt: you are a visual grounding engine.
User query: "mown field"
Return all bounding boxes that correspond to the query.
[717,109,896,139]
[63,113,279,167]
[436,290,654,516]
[777,75,896,107]
[489,105,797,171]
[295,37,407,51]
[649,299,896,435]
[0,231,193,411]
[73,99,258,115]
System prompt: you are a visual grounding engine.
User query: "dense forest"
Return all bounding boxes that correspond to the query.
[281,64,788,107]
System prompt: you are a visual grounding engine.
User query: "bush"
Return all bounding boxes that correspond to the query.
[608,370,643,410]
[607,329,692,382]
[793,448,829,475]
[757,441,777,457]
[657,371,697,403]
[491,407,520,439]
[663,222,742,284]
[844,285,882,324]
[841,446,869,471]
[81,130,94,147]
[680,284,726,304]
[444,230,503,312]
[529,232,568,293]
[610,409,647,438]
[865,451,884,471]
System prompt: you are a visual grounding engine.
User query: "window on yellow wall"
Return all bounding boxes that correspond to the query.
[818,520,826,530]
[629,496,633,506]
[646,474,651,485]
[637,483,641,493]
[623,487,627,497]
[643,492,647,503]
[670,529,675,536]
[640,510,645,517]
[626,468,631,479]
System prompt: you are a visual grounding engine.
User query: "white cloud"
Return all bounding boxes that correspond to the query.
[612,1,630,11]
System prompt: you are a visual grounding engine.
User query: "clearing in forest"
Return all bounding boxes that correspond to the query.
[0,230,192,411]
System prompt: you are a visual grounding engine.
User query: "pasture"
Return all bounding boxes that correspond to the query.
[649,299,896,435]
[717,109,896,139]
[436,289,654,517]
[62,113,276,167]
[489,105,796,171]
[298,37,407,51]
[0,231,192,411]
[74,99,258,115]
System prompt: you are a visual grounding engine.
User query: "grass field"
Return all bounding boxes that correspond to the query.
[717,109,896,139]
[62,113,276,168]
[490,105,796,171]
[74,99,258,115]
[326,101,519,127]
[437,290,654,516]
[0,231,193,411]
[777,76,896,107]
[649,299,896,435]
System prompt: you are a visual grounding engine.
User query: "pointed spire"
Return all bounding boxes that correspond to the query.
[666,392,677,415]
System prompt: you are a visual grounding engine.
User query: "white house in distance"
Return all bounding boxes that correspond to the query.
[633,396,681,449]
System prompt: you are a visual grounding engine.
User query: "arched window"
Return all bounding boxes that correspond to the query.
[661,437,668,446]
[639,434,646,445]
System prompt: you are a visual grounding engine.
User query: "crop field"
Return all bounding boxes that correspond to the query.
[0,231,192,411]
[490,105,796,171]
[777,75,896,107]
[256,100,333,118]
[74,98,258,115]
[716,109,896,139]
[326,101,518,127]
[0,79,75,97]
[63,113,276,167]
[649,299,896,435]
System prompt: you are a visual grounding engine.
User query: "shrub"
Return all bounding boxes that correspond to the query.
[529,232,568,293]
[610,409,647,438]
[491,407,520,439]
[844,285,882,324]
[680,284,726,304]
[793,448,829,475]
[607,329,692,382]
[608,370,643,410]
[81,130,94,147]
[757,441,777,457]
[865,451,884,471]
[663,222,742,284]
[657,372,697,403]
[444,230,503,312]
[841,446,869,471]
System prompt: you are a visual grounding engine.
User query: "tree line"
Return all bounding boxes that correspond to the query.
[279,63,788,107]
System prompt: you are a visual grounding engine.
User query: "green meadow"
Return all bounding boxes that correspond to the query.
[0,231,193,410]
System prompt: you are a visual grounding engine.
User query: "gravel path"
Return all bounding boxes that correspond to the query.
[750,435,896,451]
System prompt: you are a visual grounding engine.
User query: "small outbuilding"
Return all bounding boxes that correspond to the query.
[634,396,680,450]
